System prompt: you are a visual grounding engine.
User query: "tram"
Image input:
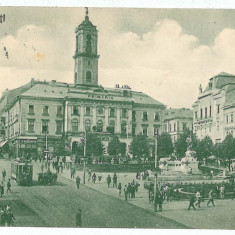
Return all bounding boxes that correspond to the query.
[11,159,33,186]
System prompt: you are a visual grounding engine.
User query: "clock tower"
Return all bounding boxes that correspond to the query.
[73,8,99,86]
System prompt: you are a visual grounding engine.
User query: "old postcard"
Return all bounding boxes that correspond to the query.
[0,5,234,231]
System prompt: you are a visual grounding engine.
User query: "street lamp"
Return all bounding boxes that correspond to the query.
[154,128,159,211]
[83,130,86,184]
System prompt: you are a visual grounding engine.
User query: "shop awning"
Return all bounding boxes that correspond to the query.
[0,140,8,148]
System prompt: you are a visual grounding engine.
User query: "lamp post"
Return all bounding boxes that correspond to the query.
[45,131,49,161]
[83,130,86,184]
[154,129,159,211]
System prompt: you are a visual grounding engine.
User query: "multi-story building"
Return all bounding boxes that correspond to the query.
[192,72,235,143]
[164,108,193,143]
[0,10,166,157]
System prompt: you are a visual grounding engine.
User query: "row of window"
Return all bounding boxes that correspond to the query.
[28,105,161,122]
[29,105,63,116]
[28,119,63,134]
[195,105,221,120]
[226,113,234,124]
[165,122,187,133]
[132,111,160,122]
[27,118,158,137]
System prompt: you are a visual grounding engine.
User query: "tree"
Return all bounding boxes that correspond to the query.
[213,142,223,159]
[195,136,213,161]
[174,128,198,159]
[130,134,150,162]
[78,133,103,157]
[108,135,121,156]
[156,132,173,158]
[222,134,235,169]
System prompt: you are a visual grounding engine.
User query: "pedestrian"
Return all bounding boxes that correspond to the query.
[71,167,75,179]
[124,185,128,201]
[0,182,4,197]
[0,206,6,226]
[60,162,63,174]
[118,183,122,197]
[195,191,201,208]
[41,164,44,173]
[127,183,131,199]
[159,190,164,211]
[220,185,225,200]
[88,170,92,182]
[130,183,135,198]
[106,175,111,188]
[207,190,215,207]
[92,173,97,184]
[113,173,117,188]
[188,194,196,211]
[154,190,160,212]
[76,176,81,189]
[2,169,6,182]
[163,185,168,200]
[75,209,82,227]
[98,174,102,182]
[135,181,140,193]
[6,210,15,226]
[6,179,11,193]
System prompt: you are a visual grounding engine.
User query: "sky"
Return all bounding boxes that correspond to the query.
[1,7,235,108]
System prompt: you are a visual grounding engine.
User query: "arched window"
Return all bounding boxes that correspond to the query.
[86,71,92,82]
[85,119,91,132]
[72,141,78,154]
[121,121,126,136]
[97,120,103,132]
[109,120,115,134]
[72,119,78,133]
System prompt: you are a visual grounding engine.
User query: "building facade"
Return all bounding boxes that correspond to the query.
[192,72,235,143]
[0,11,166,158]
[164,108,193,143]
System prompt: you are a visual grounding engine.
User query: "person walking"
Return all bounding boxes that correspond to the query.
[118,183,122,197]
[188,194,196,211]
[92,173,97,184]
[6,210,15,226]
[195,191,201,208]
[88,170,92,182]
[106,175,111,188]
[124,185,128,201]
[154,190,160,212]
[6,179,11,193]
[71,167,75,179]
[113,173,117,188]
[220,186,225,200]
[76,176,81,189]
[2,169,6,182]
[207,190,215,207]
[127,183,131,199]
[0,182,4,197]
[75,209,82,227]
[159,190,164,212]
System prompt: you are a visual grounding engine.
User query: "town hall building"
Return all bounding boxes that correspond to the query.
[0,10,166,158]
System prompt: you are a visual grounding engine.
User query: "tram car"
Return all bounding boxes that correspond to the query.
[11,159,33,186]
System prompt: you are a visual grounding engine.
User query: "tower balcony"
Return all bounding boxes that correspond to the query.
[73,52,100,59]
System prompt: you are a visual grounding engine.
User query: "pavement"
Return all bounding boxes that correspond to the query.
[56,164,235,229]
[0,159,188,228]
[0,159,235,229]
